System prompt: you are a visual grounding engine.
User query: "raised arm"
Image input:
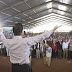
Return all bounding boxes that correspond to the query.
[0,29,6,41]
[0,29,7,47]
[67,39,70,44]
[25,25,61,46]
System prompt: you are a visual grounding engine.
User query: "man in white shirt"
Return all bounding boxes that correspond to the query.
[62,39,70,59]
[36,43,40,58]
[0,23,61,72]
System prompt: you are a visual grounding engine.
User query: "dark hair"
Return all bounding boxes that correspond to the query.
[43,40,45,43]
[13,23,23,36]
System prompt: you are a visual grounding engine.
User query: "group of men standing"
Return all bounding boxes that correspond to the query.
[30,37,71,67]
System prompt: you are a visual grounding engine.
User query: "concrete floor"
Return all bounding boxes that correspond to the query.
[0,56,72,72]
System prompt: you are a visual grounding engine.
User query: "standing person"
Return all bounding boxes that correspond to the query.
[0,23,61,72]
[62,39,70,59]
[69,41,72,59]
[56,40,62,59]
[46,44,52,67]
[42,40,46,64]
[52,40,57,58]
[36,43,40,58]
[31,45,36,58]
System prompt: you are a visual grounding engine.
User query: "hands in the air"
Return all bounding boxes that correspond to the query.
[0,29,2,32]
[53,25,62,32]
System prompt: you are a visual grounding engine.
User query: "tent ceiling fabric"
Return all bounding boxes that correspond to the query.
[0,0,72,29]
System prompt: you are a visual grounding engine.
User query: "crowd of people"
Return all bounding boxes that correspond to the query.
[0,23,72,72]
[0,33,72,67]
[0,31,14,56]
[29,36,72,66]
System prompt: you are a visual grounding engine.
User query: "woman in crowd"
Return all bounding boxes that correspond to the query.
[52,40,57,58]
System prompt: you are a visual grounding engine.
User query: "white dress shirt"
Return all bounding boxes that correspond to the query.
[1,43,4,48]
[0,30,53,64]
[40,44,43,52]
[62,40,70,50]
[37,43,39,49]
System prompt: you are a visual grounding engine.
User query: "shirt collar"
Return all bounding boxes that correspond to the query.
[13,36,22,39]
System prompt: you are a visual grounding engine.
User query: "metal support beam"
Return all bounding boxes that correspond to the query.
[0,0,28,12]
[53,1,72,7]
[2,1,52,20]
[52,11,72,19]
[52,7,72,14]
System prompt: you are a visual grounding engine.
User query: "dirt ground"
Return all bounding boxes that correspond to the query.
[0,56,72,72]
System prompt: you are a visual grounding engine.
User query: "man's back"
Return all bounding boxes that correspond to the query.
[0,23,61,72]
[2,30,53,64]
[5,36,30,64]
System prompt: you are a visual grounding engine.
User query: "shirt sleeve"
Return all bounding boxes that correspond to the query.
[67,40,70,44]
[25,30,53,46]
[0,32,8,48]
[0,32,6,40]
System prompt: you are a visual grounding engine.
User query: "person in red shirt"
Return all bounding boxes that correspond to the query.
[51,40,57,58]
